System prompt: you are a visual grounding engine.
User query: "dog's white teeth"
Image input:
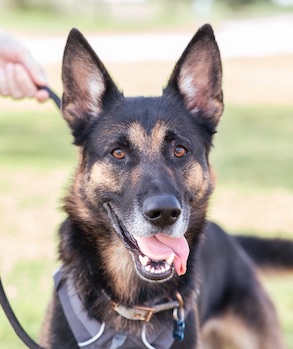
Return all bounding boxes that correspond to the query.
[139,255,173,275]
[144,264,170,275]
[139,255,150,267]
[166,253,175,266]
[145,265,151,272]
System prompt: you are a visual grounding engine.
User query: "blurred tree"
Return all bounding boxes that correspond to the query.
[9,0,27,9]
[7,0,56,11]
[216,0,265,9]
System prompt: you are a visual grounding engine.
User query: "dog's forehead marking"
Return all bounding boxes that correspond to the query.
[128,121,168,155]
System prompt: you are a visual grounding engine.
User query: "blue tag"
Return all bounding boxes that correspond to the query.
[173,319,185,342]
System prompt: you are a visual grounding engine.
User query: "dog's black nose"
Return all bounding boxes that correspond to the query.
[143,195,181,227]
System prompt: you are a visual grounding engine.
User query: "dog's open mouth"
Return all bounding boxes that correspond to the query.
[105,204,189,282]
[135,252,174,282]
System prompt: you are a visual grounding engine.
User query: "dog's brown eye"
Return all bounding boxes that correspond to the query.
[112,148,125,159]
[174,145,187,158]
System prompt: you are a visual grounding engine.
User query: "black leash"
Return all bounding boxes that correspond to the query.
[38,85,62,109]
[0,278,44,349]
[0,86,61,348]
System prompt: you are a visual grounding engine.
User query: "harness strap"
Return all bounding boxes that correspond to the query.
[54,269,106,348]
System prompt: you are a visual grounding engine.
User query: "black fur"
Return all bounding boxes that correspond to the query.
[236,235,293,269]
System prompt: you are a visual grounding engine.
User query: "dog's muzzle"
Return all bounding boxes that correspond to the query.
[104,201,190,283]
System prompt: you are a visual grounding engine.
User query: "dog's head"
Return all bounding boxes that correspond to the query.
[61,25,223,284]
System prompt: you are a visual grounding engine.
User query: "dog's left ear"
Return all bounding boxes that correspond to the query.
[165,24,223,128]
[62,28,122,140]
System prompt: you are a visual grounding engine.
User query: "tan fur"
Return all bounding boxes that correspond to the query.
[186,162,210,197]
[67,172,93,222]
[64,147,93,222]
[128,122,148,153]
[201,313,259,349]
[128,121,168,156]
[99,234,138,301]
[150,122,169,155]
[200,311,283,349]
[89,161,123,195]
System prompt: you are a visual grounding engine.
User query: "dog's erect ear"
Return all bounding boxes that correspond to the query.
[62,28,121,137]
[165,24,223,127]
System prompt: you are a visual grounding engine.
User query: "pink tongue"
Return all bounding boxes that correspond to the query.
[135,234,190,276]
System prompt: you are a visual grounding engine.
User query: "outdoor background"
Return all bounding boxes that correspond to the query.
[0,0,293,348]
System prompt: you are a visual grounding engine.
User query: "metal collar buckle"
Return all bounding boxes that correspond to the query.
[133,305,155,322]
[111,292,183,323]
[112,302,155,322]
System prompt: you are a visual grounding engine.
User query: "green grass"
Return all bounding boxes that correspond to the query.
[0,103,292,347]
[262,274,293,347]
[0,108,74,169]
[0,259,56,349]
[211,104,293,192]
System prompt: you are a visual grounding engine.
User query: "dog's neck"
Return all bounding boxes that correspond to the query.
[58,216,202,338]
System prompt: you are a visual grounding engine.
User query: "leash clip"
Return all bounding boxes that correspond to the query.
[173,292,185,342]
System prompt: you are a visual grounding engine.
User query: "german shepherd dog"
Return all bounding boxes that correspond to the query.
[40,25,291,349]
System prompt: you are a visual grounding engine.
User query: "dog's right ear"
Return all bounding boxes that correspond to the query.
[62,28,121,141]
[164,24,223,130]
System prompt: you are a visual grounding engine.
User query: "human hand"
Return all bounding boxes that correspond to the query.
[0,30,49,102]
